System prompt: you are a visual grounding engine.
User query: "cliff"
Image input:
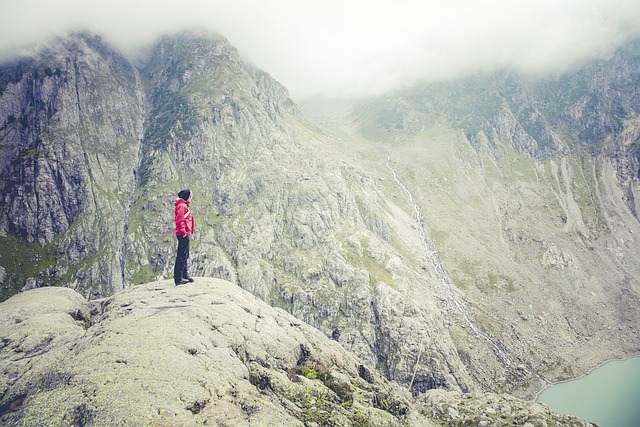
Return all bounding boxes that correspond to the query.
[0,33,145,296]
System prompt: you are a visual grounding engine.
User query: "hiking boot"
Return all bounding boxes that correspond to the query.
[183,276,194,283]
[175,279,189,285]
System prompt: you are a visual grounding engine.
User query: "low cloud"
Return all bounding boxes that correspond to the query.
[1,0,639,99]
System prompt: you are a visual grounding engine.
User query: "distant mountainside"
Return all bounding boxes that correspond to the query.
[0,30,639,408]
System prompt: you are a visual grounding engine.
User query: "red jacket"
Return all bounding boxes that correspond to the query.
[174,198,194,236]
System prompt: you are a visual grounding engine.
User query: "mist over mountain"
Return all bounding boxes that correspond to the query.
[0,29,638,425]
[3,0,640,98]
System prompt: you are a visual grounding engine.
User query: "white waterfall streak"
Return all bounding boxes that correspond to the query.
[386,156,522,371]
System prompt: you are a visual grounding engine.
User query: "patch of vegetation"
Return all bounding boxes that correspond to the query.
[430,228,450,249]
[568,153,607,232]
[286,360,387,427]
[500,151,538,181]
[268,282,292,311]
[451,258,481,291]
[352,409,373,427]
[339,235,397,289]
[0,234,58,302]
[474,272,516,294]
[387,232,420,270]
[297,364,318,380]
[474,314,498,336]
[130,264,156,285]
[295,360,353,407]
[364,253,395,288]
[372,392,409,417]
[295,387,336,426]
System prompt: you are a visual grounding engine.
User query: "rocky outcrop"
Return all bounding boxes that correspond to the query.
[418,389,594,427]
[0,281,595,426]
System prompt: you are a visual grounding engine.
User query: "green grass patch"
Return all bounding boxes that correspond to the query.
[0,235,58,301]
[478,272,516,294]
[130,264,156,285]
[296,360,353,407]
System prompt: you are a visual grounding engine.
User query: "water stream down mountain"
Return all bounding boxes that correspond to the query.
[386,155,542,380]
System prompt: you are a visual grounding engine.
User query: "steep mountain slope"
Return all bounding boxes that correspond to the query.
[0,31,472,397]
[0,30,639,405]
[128,31,472,395]
[0,34,145,298]
[303,40,640,393]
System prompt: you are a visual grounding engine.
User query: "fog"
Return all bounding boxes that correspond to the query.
[1,0,639,99]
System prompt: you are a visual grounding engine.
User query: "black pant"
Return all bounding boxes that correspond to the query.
[174,234,190,284]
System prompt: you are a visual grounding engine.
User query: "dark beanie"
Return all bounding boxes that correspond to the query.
[178,189,191,201]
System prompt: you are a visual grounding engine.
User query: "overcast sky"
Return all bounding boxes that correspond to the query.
[1,0,639,99]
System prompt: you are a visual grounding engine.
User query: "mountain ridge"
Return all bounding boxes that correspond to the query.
[1,30,639,409]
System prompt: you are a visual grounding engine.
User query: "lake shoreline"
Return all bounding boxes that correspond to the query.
[534,353,640,400]
[534,355,640,427]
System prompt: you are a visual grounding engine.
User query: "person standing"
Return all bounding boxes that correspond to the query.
[174,189,195,285]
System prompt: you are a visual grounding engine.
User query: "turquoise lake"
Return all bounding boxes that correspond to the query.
[536,356,640,427]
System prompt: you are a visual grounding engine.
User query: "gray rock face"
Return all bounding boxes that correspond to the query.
[124,31,472,395]
[0,33,145,298]
[336,46,640,395]
[0,30,639,406]
[0,281,595,426]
